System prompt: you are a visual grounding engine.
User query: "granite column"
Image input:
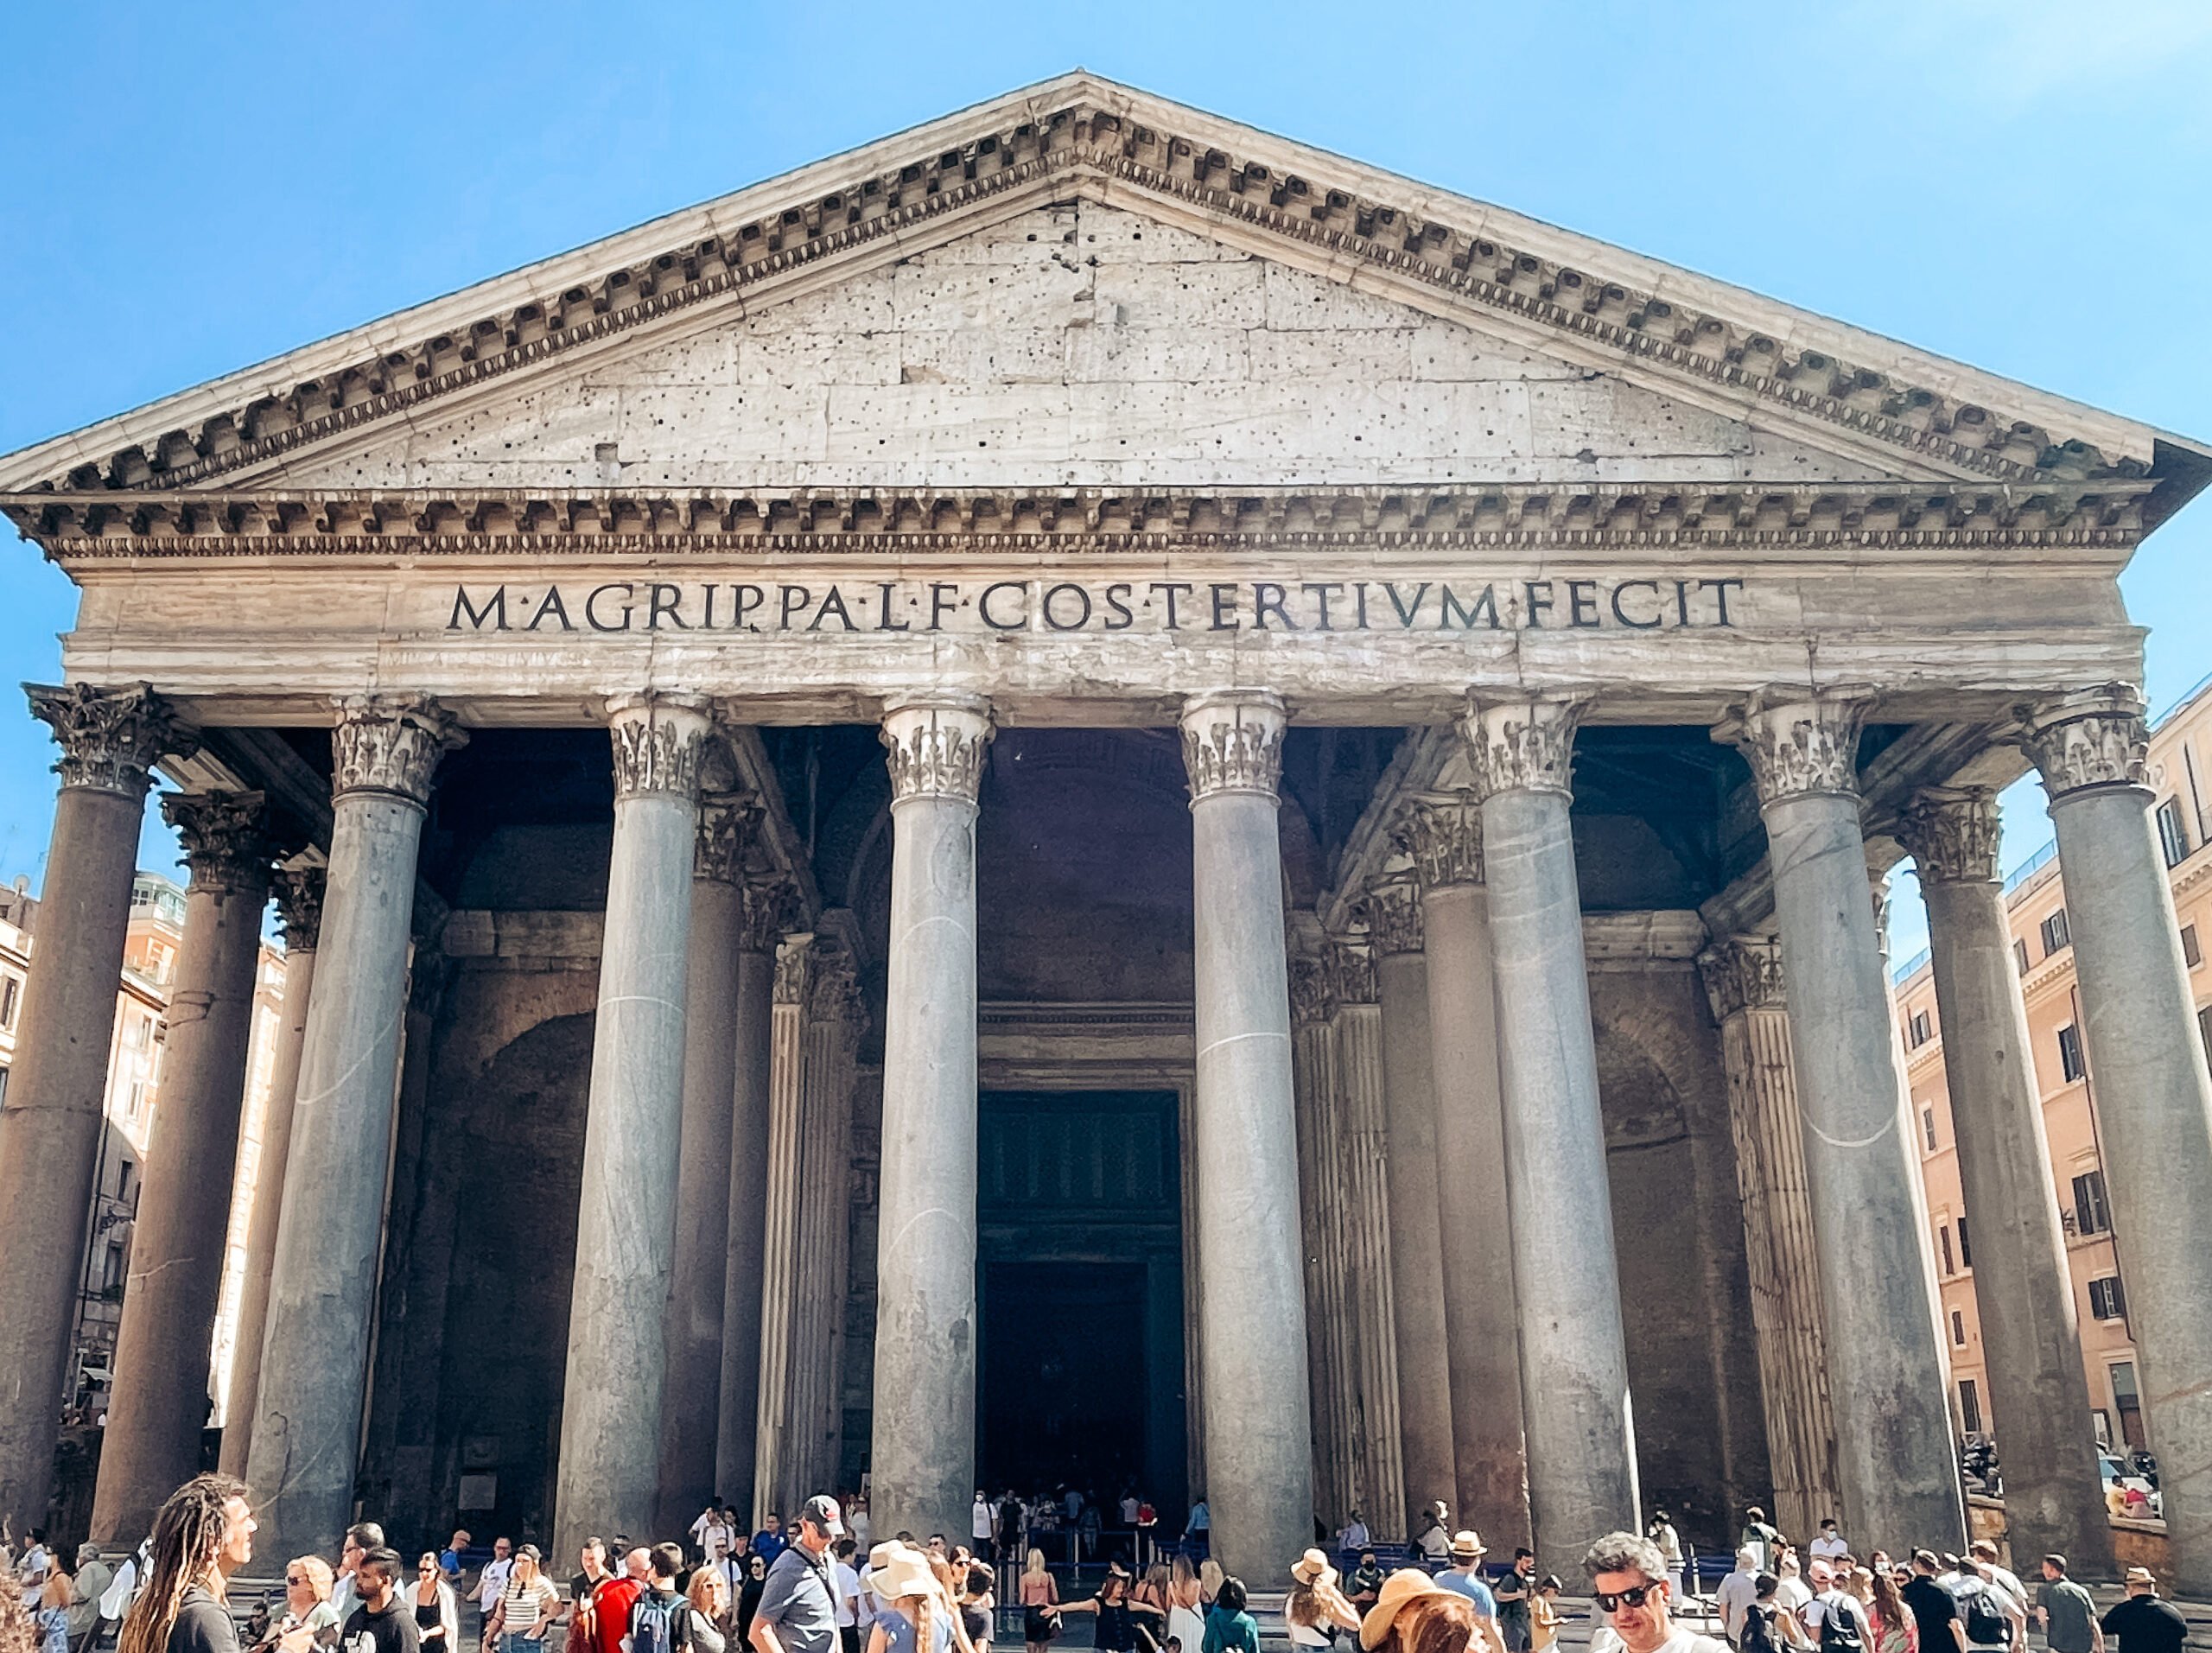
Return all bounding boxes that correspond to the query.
[248,695,462,1560]
[1464,693,1637,1565]
[1179,689,1313,1578]
[1720,689,1962,1553]
[94,792,272,1542]
[870,697,992,1541]
[554,695,709,1560]
[2023,687,2212,1590]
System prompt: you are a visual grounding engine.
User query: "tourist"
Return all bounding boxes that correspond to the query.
[750,1497,842,1653]
[250,1558,335,1653]
[484,1545,557,1653]
[1346,1557,1384,1614]
[752,1522,787,1573]
[1849,1567,1910,1653]
[969,1499,994,1566]
[1338,1516,1372,1560]
[340,1548,420,1653]
[471,1542,512,1650]
[2035,1557,2099,1653]
[1198,1565,1223,1611]
[118,1474,260,1653]
[1647,1516,1686,1605]
[1285,1550,1359,1650]
[954,1566,991,1653]
[1900,1555,1962,1653]
[1530,1580,1562,1653]
[334,1528,388,1631]
[694,1506,739,1567]
[99,1539,149,1643]
[687,1566,730,1653]
[861,1548,944,1653]
[734,1560,769,1648]
[564,1541,612,1647]
[1802,1565,1868,1651]
[1057,1563,1160,1653]
[1184,1501,1211,1548]
[1199,1579,1255,1653]
[1018,1550,1058,1653]
[1741,1576,1806,1653]
[1772,1557,1812,1621]
[1810,1528,1849,1572]
[1497,1548,1536,1653]
[1355,1570,1440,1653]
[588,1553,642,1653]
[1433,1535,1503,1653]
[409,1554,457,1652]
[1718,1551,1761,1646]
[830,1544,861,1653]
[1166,1557,1204,1653]
[1948,1558,2019,1653]
[18,1536,52,1597]
[435,1542,468,1594]
[1132,1567,1170,1650]
[1740,1516,1781,1579]
[67,1549,110,1653]
[1411,1510,1450,1573]
[1967,1547,2025,1618]
[2098,1570,2185,1653]
[849,1504,871,1558]
[626,1548,689,1653]
[1583,1532,1726,1653]
[36,1571,73,1653]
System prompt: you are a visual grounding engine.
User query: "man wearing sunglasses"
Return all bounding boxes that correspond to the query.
[1584,1532,1727,1653]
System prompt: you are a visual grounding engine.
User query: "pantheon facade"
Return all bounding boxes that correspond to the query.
[3,75,2209,1587]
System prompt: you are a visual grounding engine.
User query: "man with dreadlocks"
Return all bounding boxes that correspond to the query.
[117,1477,264,1653]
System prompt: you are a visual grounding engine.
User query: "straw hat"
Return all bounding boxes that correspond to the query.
[871,1545,939,1603]
[1449,1531,1487,1562]
[1291,1550,1338,1589]
[2124,1567,2158,1587]
[1360,1570,1442,1650]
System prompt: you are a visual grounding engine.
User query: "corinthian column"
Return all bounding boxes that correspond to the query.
[1696,938,1838,1544]
[555,694,709,1560]
[0,686,188,1529]
[2022,687,2212,1589]
[1898,787,2112,1574]
[1397,792,1529,1546]
[871,696,992,1541]
[658,792,760,1532]
[1179,689,1313,1577]
[94,792,273,1542]
[1719,690,1961,1553]
[1464,692,1636,1564]
[220,866,323,1478]
[1357,877,1459,1526]
[250,694,463,1560]
[1289,949,1353,1527]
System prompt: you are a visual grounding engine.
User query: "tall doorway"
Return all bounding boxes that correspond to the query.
[976,1090,1186,1516]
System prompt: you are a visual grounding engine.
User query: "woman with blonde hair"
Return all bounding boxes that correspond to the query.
[1132,1567,1170,1653]
[1018,1551,1058,1653]
[1198,1561,1224,1609]
[684,1567,728,1653]
[483,1546,558,1653]
[865,1548,950,1653]
[1166,1558,1205,1653]
[249,1557,339,1653]
[1286,1553,1360,1650]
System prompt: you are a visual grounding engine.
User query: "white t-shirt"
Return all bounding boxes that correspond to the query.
[1121,1497,1140,1524]
[478,1558,513,1612]
[1716,1572,1759,1639]
[1776,1578,1813,1615]
[1810,1537,1849,1564]
[1804,1591,1868,1640]
[1591,1627,1729,1653]
[973,1502,995,1540]
[834,1562,861,1629]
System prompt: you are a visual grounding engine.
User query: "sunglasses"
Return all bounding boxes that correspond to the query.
[1595,1584,1662,1612]
[285,1576,308,1586]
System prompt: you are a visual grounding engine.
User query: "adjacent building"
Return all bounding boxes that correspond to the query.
[1897,673,2212,1457]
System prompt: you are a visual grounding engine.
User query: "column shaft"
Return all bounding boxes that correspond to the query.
[1726,692,1961,1553]
[870,698,990,1541]
[220,870,321,1478]
[1332,983,1409,1541]
[0,685,181,1529]
[95,793,271,1542]
[1290,970,1353,1528]
[2026,690,2212,1591]
[753,945,810,1523]
[715,905,781,1514]
[1465,696,1637,1566]
[1181,690,1313,1577]
[248,696,460,1559]
[554,696,707,1561]
[1904,792,2112,1572]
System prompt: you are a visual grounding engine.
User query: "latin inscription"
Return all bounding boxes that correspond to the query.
[445,575,1745,635]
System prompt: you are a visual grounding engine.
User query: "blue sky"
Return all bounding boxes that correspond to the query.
[3,1,2209,956]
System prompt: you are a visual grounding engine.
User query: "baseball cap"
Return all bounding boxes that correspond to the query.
[802,1495,846,1535]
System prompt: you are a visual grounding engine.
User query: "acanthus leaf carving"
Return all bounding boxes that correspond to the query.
[741,874,804,956]
[1698,937,1786,1022]
[1716,687,1871,804]
[1461,694,1586,801]
[1288,950,1336,1027]
[1356,878,1424,957]
[1395,791,1484,890]
[1179,690,1286,803]
[1324,936,1377,1007]
[25,682,194,798]
[607,695,707,801]
[331,693,465,804]
[2020,683,2150,799]
[1897,788,2001,886]
[694,792,761,884]
[881,697,994,804]
[272,865,327,950]
[161,791,273,898]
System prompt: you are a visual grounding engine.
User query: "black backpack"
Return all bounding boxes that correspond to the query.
[1960,1586,2014,1648]
[1818,1595,1867,1653]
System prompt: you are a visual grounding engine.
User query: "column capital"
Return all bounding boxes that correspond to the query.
[773,935,817,1006]
[272,866,327,951]
[1897,787,2001,886]
[807,942,867,1033]
[1395,791,1484,890]
[2019,683,2150,801]
[881,696,994,805]
[1715,686,1873,804]
[694,792,762,884]
[740,873,801,956]
[1460,692,1588,801]
[161,791,274,898]
[332,694,465,804]
[1288,950,1338,1027]
[1357,877,1424,956]
[1324,936,1377,1007]
[1697,936,1786,1022]
[26,682,195,798]
[607,694,709,801]
[1179,690,1286,804]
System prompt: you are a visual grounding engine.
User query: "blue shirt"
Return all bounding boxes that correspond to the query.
[753,1531,788,1567]
[1435,1573,1497,1618]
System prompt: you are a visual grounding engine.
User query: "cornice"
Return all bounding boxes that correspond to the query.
[2,481,2155,563]
[0,88,2167,500]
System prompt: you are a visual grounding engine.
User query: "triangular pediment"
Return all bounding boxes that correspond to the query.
[0,71,2198,504]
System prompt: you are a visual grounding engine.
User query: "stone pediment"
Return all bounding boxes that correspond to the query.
[1,71,2202,512]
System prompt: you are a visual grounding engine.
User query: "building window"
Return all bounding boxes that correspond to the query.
[2089,1275,2128,1320]
[2200,1005,2212,1075]
[101,1242,127,1293]
[1951,1309,1967,1347]
[1938,1224,1955,1275]
[124,1081,144,1121]
[1922,1107,1938,1152]
[2158,798,2191,868]
[1957,1215,1972,1269]
[115,1160,135,1205]
[131,1014,153,1051]
[2042,908,2071,958]
[2188,925,2204,970]
[2073,1170,2112,1236]
[2014,939,2031,976]
[2111,1361,2145,1449]
[0,975,16,1029]
[1909,1008,1933,1048]
[1959,1378,1982,1434]
[0,1066,8,1108]
[2057,1023,2087,1084]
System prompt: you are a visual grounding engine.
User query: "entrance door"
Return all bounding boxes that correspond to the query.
[976,1090,1186,1515]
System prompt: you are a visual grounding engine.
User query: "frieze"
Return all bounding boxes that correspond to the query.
[25,682,194,798]
[1395,792,1484,891]
[1717,688,1872,804]
[607,695,708,801]
[273,866,327,950]
[882,697,994,804]
[330,693,463,804]
[1698,937,1787,1022]
[1896,788,2002,886]
[1179,690,1286,803]
[1462,694,1586,801]
[2020,683,2151,799]
[162,791,273,898]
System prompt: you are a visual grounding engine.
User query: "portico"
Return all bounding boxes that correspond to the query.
[2,73,2209,1587]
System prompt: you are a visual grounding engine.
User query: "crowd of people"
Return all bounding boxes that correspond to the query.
[0,1480,2193,1653]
